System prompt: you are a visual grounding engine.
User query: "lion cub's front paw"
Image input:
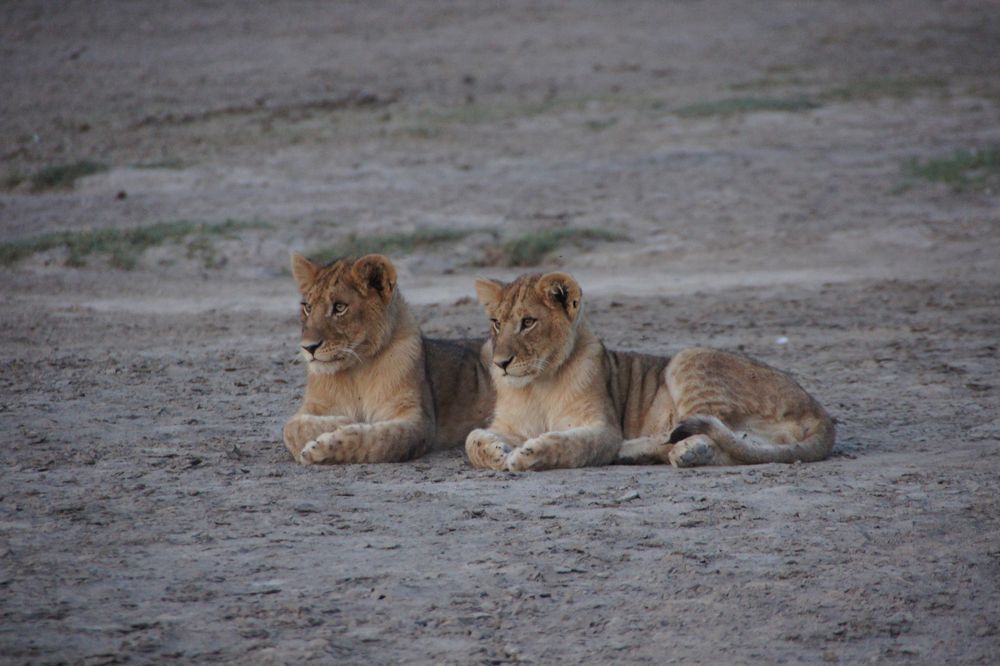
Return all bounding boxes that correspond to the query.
[297,437,325,465]
[286,437,308,460]
[297,427,364,465]
[465,429,512,471]
[506,432,564,472]
[505,446,539,472]
[285,415,357,462]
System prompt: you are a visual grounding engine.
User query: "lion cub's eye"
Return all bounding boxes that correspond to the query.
[332,302,348,316]
[490,318,500,332]
[301,302,312,315]
[521,317,537,330]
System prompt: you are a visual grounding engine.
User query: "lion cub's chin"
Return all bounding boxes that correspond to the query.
[307,359,352,375]
[498,373,536,389]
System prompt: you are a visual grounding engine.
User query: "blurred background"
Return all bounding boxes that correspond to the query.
[2,0,997,300]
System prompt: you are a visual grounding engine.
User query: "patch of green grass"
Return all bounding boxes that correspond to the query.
[395,126,442,140]
[185,236,227,269]
[382,94,669,142]
[403,94,665,131]
[729,75,809,92]
[823,76,947,102]
[28,160,109,191]
[584,117,619,132]
[312,228,474,264]
[902,147,1000,192]
[964,83,1000,102]
[724,75,947,106]
[497,228,630,267]
[0,219,267,269]
[3,172,26,189]
[428,99,565,125]
[675,97,819,118]
[134,159,185,170]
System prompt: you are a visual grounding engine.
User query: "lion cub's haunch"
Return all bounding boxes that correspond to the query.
[466,272,834,471]
[283,253,493,464]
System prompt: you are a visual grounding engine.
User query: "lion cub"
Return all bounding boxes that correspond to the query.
[466,272,834,471]
[283,254,493,464]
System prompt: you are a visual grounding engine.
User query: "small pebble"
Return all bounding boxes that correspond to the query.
[293,501,321,514]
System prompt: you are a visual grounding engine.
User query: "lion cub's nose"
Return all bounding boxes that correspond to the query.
[302,341,322,357]
[495,355,514,371]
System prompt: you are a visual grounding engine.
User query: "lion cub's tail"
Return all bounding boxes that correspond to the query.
[668,414,835,464]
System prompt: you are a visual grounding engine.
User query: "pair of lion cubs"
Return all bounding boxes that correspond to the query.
[282,254,834,471]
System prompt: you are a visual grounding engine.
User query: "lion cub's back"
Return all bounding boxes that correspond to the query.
[423,338,496,449]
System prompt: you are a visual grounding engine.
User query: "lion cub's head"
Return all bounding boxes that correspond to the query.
[291,253,399,374]
[474,272,583,387]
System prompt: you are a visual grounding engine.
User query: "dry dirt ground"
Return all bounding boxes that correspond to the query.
[2,1,1000,664]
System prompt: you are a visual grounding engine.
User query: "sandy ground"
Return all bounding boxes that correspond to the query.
[2,1,999,664]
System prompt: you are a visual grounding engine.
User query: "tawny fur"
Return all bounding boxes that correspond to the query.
[283,254,493,464]
[467,272,834,471]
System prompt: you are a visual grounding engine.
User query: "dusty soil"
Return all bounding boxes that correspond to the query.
[2,1,999,664]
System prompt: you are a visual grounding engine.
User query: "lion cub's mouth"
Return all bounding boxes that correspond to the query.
[312,354,346,364]
[500,373,535,388]
[498,364,541,386]
[309,349,360,366]
[306,354,354,375]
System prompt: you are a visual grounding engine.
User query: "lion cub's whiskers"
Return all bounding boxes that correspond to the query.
[338,345,363,364]
[530,359,549,373]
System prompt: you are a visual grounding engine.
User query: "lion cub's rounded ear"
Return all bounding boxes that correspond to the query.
[290,253,319,293]
[474,278,504,309]
[537,272,582,320]
[351,254,397,303]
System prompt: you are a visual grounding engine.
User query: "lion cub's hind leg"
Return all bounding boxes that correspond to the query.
[616,436,675,465]
[667,430,738,468]
[617,428,738,467]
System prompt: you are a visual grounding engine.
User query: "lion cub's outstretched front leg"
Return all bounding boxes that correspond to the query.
[465,424,620,472]
[283,414,355,459]
[506,426,621,472]
[298,417,430,465]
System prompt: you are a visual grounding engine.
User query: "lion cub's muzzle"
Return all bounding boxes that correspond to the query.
[494,355,515,373]
[492,354,542,385]
[302,340,358,368]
